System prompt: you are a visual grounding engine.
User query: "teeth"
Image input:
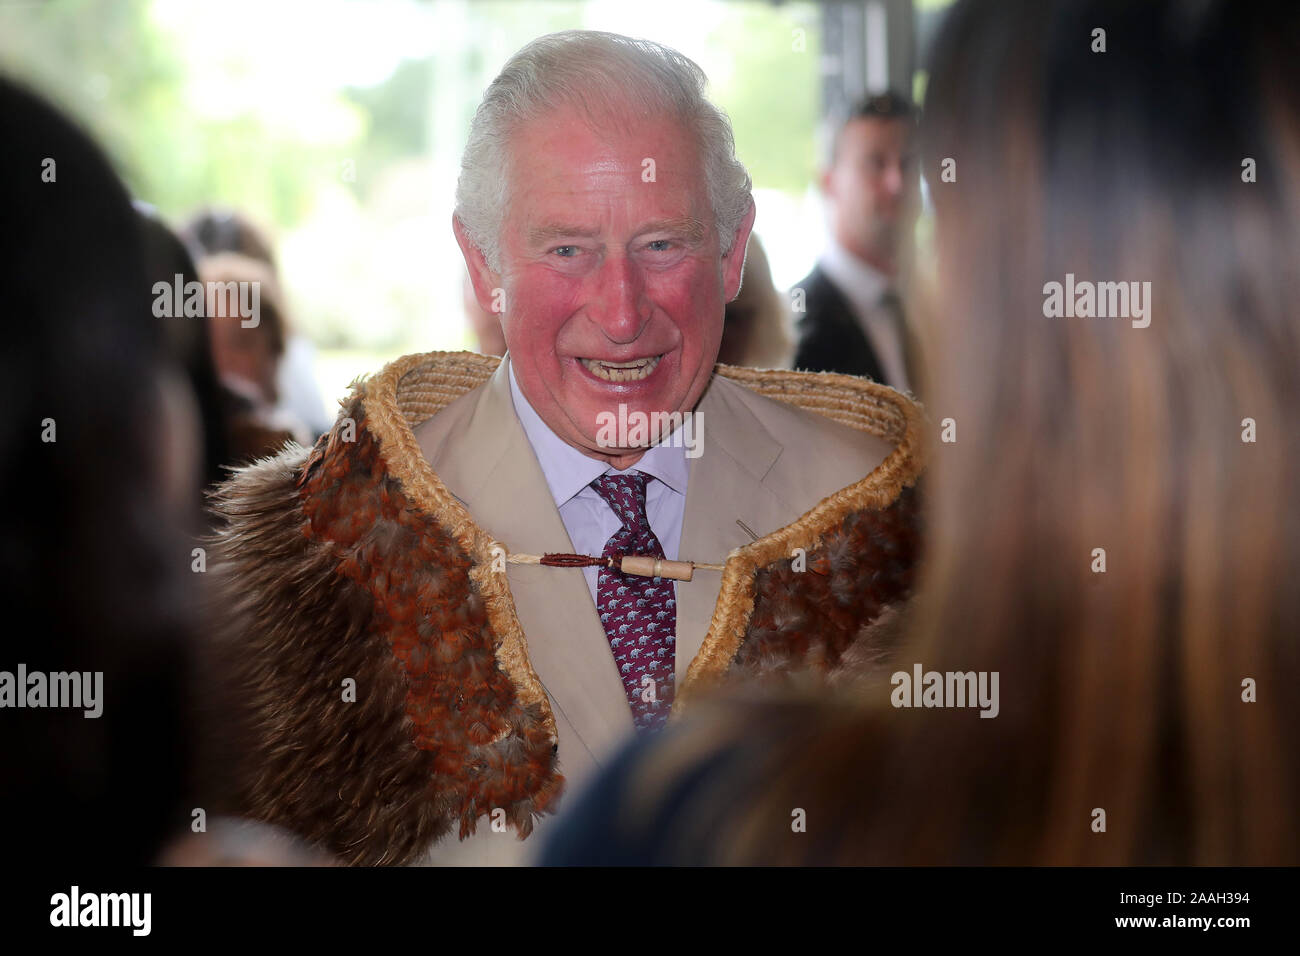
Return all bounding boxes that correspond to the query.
[580,355,662,382]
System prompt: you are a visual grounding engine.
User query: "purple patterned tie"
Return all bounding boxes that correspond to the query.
[590,471,676,732]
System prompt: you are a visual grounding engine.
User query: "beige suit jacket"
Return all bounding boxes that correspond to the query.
[412,354,894,864]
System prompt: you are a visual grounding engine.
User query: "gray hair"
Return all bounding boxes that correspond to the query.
[455,30,753,273]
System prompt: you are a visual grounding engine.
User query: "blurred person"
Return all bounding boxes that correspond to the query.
[0,76,333,870]
[718,234,793,368]
[792,92,922,393]
[141,211,301,494]
[1,75,204,866]
[206,30,925,866]
[199,252,312,461]
[183,206,279,270]
[200,252,285,409]
[136,204,233,498]
[184,206,332,438]
[542,0,1300,865]
[463,269,507,355]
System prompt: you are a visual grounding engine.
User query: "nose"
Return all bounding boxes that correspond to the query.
[882,160,904,197]
[587,251,651,344]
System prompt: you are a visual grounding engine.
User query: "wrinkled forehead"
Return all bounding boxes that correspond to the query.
[501,101,711,219]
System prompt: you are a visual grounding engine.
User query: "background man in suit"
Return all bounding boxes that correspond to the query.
[792,92,921,393]
[211,30,922,867]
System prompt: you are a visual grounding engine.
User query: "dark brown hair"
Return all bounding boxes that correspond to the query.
[182,206,278,275]
[577,0,1300,865]
[829,90,918,163]
[1,77,201,865]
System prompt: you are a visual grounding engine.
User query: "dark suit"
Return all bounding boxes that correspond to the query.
[791,264,919,394]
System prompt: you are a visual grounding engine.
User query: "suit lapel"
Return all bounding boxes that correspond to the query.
[674,375,793,680]
[816,266,889,385]
[422,361,799,750]
[426,358,634,768]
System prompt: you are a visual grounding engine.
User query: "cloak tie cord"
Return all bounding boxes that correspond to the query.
[500,520,760,582]
[505,551,722,582]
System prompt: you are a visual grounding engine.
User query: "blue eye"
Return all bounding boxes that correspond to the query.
[552,245,579,257]
[647,239,673,252]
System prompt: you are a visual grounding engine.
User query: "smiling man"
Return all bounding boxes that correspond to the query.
[210,30,925,866]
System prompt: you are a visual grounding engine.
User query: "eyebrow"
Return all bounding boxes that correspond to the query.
[526,217,709,247]
[527,223,603,245]
[639,217,708,244]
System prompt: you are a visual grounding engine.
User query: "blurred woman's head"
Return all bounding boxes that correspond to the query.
[137,204,234,495]
[0,76,200,864]
[198,252,288,406]
[898,0,1300,864]
[182,206,278,275]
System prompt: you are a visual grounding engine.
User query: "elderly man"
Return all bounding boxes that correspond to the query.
[210,30,924,866]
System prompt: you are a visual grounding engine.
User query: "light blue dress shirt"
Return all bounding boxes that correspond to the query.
[507,358,688,610]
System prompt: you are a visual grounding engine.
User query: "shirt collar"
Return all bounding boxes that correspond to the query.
[820,236,891,320]
[507,356,688,508]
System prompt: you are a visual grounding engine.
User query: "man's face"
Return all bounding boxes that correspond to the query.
[457,105,753,467]
[823,116,918,271]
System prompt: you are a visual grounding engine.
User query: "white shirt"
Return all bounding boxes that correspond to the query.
[507,359,688,609]
[819,238,911,393]
[275,334,332,436]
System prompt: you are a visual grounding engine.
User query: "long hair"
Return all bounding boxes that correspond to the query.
[0,77,201,865]
[138,206,234,495]
[597,0,1300,865]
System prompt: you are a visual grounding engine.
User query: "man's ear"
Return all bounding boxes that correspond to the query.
[721,200,757,303]
[819,163,838,199]
[452,213,503,315]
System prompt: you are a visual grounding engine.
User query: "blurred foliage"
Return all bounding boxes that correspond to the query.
[341,57,433,202]
[1,0,186,207]
[708,4,820,197]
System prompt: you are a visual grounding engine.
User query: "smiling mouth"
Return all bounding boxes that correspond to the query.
[578,354,663,382]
